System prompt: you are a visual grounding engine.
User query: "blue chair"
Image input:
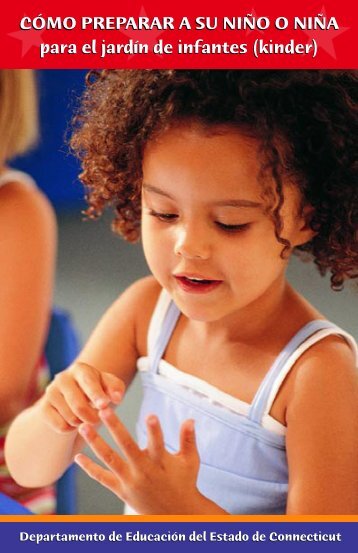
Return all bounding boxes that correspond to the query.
[0,492,32,514]
[44,307,81,514]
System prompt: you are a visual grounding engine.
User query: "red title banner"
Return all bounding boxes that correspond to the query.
[1,0,357,68]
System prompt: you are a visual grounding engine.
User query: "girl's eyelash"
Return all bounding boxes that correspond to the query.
[148,210,178,221]
[216,222,250,233]
[148,210,250,233]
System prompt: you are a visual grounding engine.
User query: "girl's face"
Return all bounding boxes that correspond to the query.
[141,125,311,323]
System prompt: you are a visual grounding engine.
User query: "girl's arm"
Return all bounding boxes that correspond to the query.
[0,181,56,425]
[285,336,358,514]
[5,276,161,487]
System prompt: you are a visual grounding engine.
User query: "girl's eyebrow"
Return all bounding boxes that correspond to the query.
[142,183,262,208]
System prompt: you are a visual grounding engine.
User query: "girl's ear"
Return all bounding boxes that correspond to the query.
[294,205,317,247]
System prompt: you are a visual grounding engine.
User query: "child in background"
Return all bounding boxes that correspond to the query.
[0,70,57,513]
[6,70,358,514]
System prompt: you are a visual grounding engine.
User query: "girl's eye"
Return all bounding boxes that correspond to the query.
[147,210,250,232]
[148,209,178,222]
[216,222,251,233]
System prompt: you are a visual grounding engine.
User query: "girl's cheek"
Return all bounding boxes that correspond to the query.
[141,232,166,273]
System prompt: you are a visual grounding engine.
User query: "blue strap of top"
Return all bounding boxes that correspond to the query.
[148,299,181,374]
[148,301,341,427]
[248,319,340,424]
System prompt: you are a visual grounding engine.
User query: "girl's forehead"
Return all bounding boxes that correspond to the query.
[142,124,301,210]
[143,125,261,174]
[143,125,264,197]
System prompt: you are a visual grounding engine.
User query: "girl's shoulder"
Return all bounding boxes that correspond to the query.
[75,276,163,385]
[269,288,357,425]
[277,329,358,426]
[291,331,357,390]
[121,276,163,357]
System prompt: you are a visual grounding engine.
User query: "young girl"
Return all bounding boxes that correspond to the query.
[5,70,358,514]
[0,70,57,513]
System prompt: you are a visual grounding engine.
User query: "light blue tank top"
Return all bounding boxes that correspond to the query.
[135,292,357,514]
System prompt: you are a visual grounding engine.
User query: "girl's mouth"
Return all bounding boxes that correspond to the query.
[174,275,223,294]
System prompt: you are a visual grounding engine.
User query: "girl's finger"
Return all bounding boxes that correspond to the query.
[75,453,123,498]
[99,408,142,465]
[59,376,100,424]
[41,401,77,434]
[101,373,125,405]
[146,415,165,460]
[45,386,82,427]
[179,419,198,459]
[78,424,128,478]
[72,362,111,409]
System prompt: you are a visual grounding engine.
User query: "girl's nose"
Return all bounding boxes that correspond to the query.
[174,226,211,260]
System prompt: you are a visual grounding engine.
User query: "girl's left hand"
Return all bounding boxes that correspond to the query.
[75,408,207,514]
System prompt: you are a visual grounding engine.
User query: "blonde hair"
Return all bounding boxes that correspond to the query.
[0,70,39,162]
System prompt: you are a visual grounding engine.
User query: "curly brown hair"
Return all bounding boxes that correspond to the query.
[70,70,358,290]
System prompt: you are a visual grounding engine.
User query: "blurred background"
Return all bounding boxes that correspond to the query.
[13,70,357,513]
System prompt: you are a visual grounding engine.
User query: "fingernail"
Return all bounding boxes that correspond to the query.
[112,391,123,404]
[147,415,157,426]
[78,424,90,437]
[187,420,195,432]
[99,407,112,420]
[95,398,109,409]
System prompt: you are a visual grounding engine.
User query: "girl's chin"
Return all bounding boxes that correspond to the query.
[171,296,228,323]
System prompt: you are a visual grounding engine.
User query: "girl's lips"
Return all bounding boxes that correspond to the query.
[174,275,223,294]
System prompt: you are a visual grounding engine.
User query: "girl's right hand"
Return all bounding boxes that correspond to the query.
[39,362,125,433]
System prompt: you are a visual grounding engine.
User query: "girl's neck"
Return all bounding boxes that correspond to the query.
[188,278,310,345]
